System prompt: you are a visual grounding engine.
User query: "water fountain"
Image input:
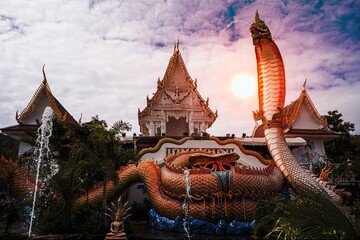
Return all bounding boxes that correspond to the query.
[183,169,191,239]
[28,106,54,238]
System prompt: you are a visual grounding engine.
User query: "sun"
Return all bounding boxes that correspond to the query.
[231,74,257,99]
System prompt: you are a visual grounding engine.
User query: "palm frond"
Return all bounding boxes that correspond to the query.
[269,190,360,239]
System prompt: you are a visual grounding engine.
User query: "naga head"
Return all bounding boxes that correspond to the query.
[249,10,272,45]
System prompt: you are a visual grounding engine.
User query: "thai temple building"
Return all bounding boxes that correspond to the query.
[138,42,217,137]
[252,80,339,168]
[0,47,338,168]
[135,43,337,168]
[0,66,79,155]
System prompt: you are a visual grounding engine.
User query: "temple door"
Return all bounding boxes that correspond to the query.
[166,116,188,136]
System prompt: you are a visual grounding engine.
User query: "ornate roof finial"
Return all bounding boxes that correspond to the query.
[78,113,83,124]
[174,37,179,53]
[15,110,19,121]
[42,64,47,83]
[302,77,307,91]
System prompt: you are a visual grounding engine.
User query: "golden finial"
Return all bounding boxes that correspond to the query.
[302,77,307,91]
[174,38,179,53]
[42,64,47,83]
[15,110,19,121]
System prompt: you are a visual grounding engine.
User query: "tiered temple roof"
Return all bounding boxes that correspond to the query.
[138,42,217,136]
[1,65,78,143]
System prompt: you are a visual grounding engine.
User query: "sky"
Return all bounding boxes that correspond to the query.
[0,0,359,137]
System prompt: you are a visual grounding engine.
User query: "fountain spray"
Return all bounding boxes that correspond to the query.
[183,169,191,239]
[28,106,54,238]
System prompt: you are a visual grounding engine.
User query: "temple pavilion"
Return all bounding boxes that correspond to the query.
[0,66,79,155]
[138,42,217,137]
[251,80,340,168]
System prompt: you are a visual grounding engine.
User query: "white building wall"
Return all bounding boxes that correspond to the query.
[292,105,322,130]
[291,137,326,170]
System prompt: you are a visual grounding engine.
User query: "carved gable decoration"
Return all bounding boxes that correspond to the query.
[283,80,328,129]
[138,44,217,136]
[16,65,78,126]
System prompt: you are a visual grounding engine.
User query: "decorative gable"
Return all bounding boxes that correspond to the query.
[15,65,78,126]
[283,80,327,129]
[138,43,217,136]
[1,65,79,155]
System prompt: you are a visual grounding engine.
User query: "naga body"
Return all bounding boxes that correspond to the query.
[80,11,343,222]
[0,12,346,228]
[250,11,341,200]
[74,150,284,222]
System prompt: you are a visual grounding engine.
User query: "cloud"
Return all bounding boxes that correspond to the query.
[0,0,359,137]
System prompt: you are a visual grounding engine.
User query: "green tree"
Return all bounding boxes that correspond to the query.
[71,116,132,231]
[324,110,355,138]
[33,115,132,235]
[323,110,356,163]
[253,197,287,240]
[323,110,360,182]
[112,120,132,136]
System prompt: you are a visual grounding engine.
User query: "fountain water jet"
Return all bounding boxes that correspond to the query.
[183,169,191,239]
[28,106,54,238]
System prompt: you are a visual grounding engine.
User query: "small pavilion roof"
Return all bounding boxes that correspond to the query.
[282,79,327,129]
[15,65,78,125]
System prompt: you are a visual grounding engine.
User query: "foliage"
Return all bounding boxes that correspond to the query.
[323,110,360,182]
[0,159,28,234]
[26,115,133,235]
[264,191,360,240]
[253,197,287,240]
[348,202,360,219]
[324,110,355,138]
[0,199,26,234]
[323,110,357,163]
[0,134,19,160]
[112,120,132,135]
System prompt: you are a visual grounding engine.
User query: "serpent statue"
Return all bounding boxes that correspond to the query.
[0,11,347,236]
[250,11,341,201]
[72,11,345,225]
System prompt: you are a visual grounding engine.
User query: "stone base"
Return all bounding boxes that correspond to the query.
[104,233,127,240]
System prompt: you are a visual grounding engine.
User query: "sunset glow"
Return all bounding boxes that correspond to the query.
[231,74,257,99]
